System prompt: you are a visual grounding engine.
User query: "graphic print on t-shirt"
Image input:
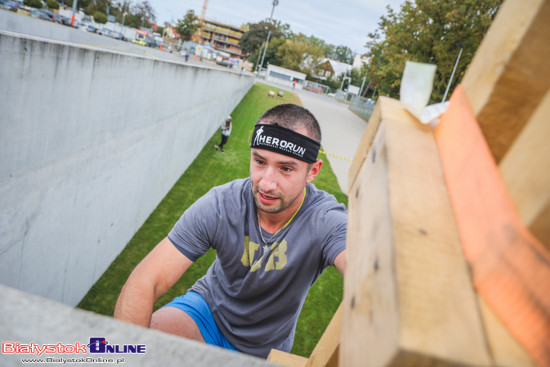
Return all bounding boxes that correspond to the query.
[241,236,288,272]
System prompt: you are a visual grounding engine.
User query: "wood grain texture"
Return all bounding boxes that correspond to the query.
[341,97,491,367]
[499,88,550,251]
[435,85,550,367]
[478,295,535,367]
[304,303,342,367]
[348,98,382,195]
[266,349,308,367]
[462,0,550,163]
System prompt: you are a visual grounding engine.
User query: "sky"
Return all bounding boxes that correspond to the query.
[152,0,404,55]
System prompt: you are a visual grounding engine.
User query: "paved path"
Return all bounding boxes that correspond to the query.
[255,79,367,194]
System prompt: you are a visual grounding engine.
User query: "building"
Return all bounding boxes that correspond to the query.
[265,65,306,89]
[353,54,370,70]
[194,19,246,59]
[314,59,353,80]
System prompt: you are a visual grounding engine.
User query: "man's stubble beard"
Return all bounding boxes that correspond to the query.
[251,180,301,214]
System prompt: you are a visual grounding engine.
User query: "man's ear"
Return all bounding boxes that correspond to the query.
[306,160,323,184]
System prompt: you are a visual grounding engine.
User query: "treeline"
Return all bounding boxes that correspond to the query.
[365,0,504,102]
[239,19,356,88]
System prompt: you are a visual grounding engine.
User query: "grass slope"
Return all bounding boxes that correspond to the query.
[78,82,347,358]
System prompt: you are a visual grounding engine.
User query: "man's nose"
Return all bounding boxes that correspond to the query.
[259,166,277,192]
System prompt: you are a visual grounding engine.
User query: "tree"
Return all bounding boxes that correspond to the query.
[132,0,156,27]
[155,26,164,35]
[239,21,284,57]
[248,37,286,71]
[175,10,199,41]
[271,19,293,38]
[46,0,59,9]
[24,0,42,8]
[366,0,504,102]
[327,45,353,64]
[85,0,112,19]
[93,11,108,24]
[276,40,325,75]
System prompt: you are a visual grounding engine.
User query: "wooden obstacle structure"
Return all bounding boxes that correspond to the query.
[267,0,550,365]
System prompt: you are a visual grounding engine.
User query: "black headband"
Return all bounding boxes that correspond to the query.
[250,124,320,163]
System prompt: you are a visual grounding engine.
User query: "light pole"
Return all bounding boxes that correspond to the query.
[120,12,126,34]
[442,42,463,102]
[70,0,78,26]
[258,30,271,77]
[359,77,366,96]
[270,0,279,20]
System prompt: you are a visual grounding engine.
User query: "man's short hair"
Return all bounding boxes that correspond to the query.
[257,104,322,143]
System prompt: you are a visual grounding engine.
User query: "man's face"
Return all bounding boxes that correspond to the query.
[250,147,322,215]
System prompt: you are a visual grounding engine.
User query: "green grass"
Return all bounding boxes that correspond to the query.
[78,82,347,358]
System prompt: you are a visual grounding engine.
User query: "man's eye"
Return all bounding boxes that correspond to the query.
[256,160,265,165]
[282,167,292,173]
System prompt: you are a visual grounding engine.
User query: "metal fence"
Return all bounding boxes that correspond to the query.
[335,89,356,103]
[349,95,376,122]
[303,81,334,94]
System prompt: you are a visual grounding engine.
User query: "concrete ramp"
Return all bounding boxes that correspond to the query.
[0,30,254,306]
[0,284,275,366]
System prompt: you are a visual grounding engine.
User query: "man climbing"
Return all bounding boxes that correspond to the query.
[114,104,347,358]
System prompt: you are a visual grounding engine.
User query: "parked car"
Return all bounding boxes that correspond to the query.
[132,38,146,46]
[59,15,74,27]
[109,31,124,40]
[98,28,112,36]
[38,8,54,20]
[86,25,99,33]
[51,13,64,24]
[30,8,51,20]
[0,0,19,11]
[216,59,233,68]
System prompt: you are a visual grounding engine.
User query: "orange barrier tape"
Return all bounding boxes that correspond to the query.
[435,85,550,367]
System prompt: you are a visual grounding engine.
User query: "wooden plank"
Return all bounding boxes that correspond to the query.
[347,97,418,194]
[304,303,342,367]
[499,88,550,251]
[348,99,382,194]
[435,85,550,367]
[461,0,550,163]
[478,295,535,367]
[267,350,308,367]
[341,97,491,367]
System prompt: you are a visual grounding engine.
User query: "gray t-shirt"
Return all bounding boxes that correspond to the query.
[168,178,347,358]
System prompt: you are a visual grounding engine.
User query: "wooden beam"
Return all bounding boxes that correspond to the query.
[304,303,342,367]
[461,0,550,163]
[478,295,535,367]
[341,97,491,367]
[435,85,550,367]
[267,350,308,367]
[499,88,550,251]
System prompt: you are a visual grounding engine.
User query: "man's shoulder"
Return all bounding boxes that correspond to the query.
[210,178,250,195]
[305,184,347,218]
[205,178,252,208]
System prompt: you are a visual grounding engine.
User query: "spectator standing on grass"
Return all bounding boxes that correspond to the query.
[114,104,346,359]
[214,116,232,153]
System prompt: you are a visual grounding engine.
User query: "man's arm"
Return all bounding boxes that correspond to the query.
[334,249,346,277]
[114,237,194,327]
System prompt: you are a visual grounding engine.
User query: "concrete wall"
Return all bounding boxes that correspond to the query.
[0,30,254,306]
[0,285,276,367]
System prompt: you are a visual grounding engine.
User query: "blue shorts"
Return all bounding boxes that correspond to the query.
[163,292,239,352]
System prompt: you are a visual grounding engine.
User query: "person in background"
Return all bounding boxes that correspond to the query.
[215,116,232,153]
